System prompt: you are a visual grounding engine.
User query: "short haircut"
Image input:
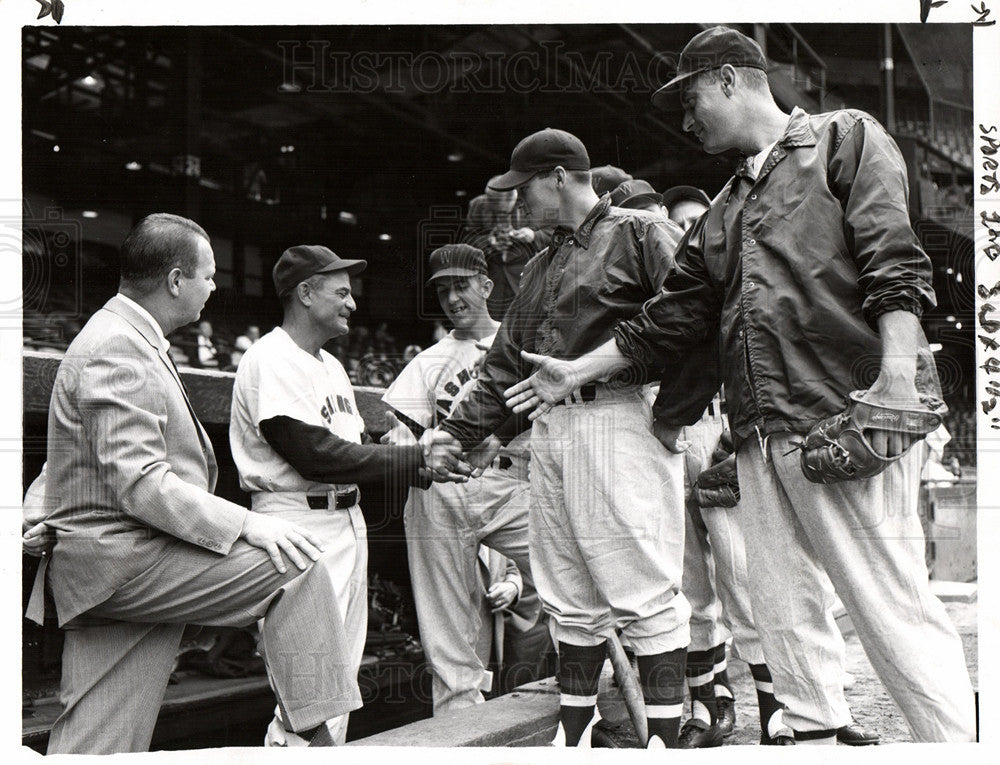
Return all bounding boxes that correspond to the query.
[533,168,592,187]
[280,270,344,311]
[119,213,209,294]
[695,66,770,93]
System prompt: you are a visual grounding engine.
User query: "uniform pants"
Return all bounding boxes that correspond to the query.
[682,416,764,664]
[405,458,532,714]
[737,433,976,740]
[529,392,690,654]
[253,500,368,745]
[48,538,361,754]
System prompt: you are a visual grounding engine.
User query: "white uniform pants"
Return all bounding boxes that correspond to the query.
[404,458,532,714]
[682,416,764,664]
[737,433,976,740]
[529,391,690,654]
[253,495,368,746]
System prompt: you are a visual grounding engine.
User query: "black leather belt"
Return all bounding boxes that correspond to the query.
[554,383,598,407]
[306,489,359,510]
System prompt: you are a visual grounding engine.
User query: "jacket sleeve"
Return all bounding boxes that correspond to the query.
[613,215,722,369]
[827,113,936,326]
[440,258,544,449]
[652,330,724,426]
[259,415,426,485]
[76,352,247,554]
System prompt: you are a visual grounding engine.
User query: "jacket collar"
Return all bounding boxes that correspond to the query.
[103,294,170,352]
[734,106,817,179]
[550,194,611,250]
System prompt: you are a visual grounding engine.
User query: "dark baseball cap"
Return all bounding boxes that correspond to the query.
[272,244,367,297]
[426,244,488,284]
[591,165,634,196]
[489,128,591,191]
[610,179,664,209]
[651,26,768,109]
[661,185,712,210]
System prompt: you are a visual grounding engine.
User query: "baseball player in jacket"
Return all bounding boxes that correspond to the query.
[505,27,975,743]
[425,131,692,749]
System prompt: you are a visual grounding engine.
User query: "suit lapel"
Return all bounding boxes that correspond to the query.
[102,296,216,472]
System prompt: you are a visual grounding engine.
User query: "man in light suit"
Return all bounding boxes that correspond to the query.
[41,213,360,752]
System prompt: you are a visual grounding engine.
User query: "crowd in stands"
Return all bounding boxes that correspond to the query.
[22,167,981,470]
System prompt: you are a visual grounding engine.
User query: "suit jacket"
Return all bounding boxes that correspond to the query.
[44,295,248,626]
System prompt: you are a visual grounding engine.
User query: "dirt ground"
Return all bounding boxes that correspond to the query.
[716,599,979,745]
[595,598,977,747]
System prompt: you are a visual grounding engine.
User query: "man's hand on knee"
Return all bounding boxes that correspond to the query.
[240,513,325,574]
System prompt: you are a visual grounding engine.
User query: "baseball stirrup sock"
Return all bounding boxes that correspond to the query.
[712,642,734,699]
[637,647,687,747]
[795,728,838,744]
[749,663,784,736]
[557,641,607,746]
[685,647,718,724]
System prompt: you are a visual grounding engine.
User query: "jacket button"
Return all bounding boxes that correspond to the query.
[748,281,756,288]
[750,194,757,200]
[748,239,756,246]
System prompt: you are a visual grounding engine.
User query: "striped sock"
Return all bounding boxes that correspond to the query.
[684,647,718,724]
[795,729,838,744]
[637,647,687,747]
[712,642,734,699]
[749,663,784,736]
[557,641,607,746]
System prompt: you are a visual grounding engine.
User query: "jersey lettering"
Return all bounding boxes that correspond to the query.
[321,392,355,424]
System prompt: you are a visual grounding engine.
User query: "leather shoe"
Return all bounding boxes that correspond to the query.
[307,725,336,747]
[679,718,723,748]
[590,719,623,748]
[716,696,736,736]
[837,721,879,746]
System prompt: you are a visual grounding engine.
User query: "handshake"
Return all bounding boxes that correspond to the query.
[381,410,503,484]
[418,429,503,483]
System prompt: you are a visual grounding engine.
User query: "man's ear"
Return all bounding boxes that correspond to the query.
[719,64,737,96]
[481,277,495,299]
[296,281,312,307]
[552,166,567,189]
[167,267,183,297]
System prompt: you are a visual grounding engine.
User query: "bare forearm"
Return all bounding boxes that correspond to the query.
[571,338,629,385]
[876,310,921,384]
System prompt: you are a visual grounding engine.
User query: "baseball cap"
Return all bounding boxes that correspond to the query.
[426,244,488,284]
[591,165,634,196]
[489,128,591,191]
[661,185,712,210]
[272,244,367,297]
[610,179,664,209]
[651,26,768,109]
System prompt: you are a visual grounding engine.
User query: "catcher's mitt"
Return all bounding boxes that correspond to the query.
[694,429,739,508]
[797,390,946,484]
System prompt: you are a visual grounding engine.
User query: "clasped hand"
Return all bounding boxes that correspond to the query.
[418,429,503,482]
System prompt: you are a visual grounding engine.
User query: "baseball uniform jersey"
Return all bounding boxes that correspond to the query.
[383,329,533,714]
